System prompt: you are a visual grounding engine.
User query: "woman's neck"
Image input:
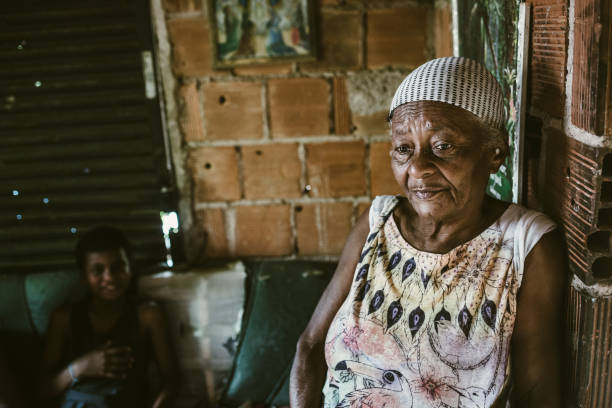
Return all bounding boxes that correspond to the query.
[396,195,507,253]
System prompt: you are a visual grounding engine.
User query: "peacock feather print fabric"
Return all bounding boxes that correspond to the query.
[322,196,556,408]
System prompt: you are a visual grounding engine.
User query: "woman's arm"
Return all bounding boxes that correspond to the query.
[140,302,180,408]
[511,229,566,407]
[290,208,371,408]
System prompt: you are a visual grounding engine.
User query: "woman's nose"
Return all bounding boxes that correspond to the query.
[408,149,435,179]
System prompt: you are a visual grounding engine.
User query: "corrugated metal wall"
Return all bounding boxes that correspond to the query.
[0,0,171,273]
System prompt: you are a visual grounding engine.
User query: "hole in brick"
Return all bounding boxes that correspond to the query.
[303,185,312,194]
[587,231,612,252]
[295,205,303,212]
[601,182,612,202]
[566,167,571,180]
[219,95,226,105]
[598,208,612,228]
[255,150,263,156]
[603,154,612,177]
[593,257,612,279]
[204,162,212,169]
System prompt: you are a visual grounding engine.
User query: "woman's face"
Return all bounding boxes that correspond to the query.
[390,102,501,221]
[83,248,132,302]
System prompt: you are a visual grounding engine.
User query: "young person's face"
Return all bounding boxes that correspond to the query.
[83,248,132,302]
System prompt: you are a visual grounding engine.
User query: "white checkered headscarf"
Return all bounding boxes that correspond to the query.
[389,57,505,129]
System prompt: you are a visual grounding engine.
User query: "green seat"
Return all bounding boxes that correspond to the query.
[220,260,336,407]
[25,270,86,334]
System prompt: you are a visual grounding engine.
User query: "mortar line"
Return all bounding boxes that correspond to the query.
[194,195,372,210]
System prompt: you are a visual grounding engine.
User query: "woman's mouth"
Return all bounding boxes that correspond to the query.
[411,189,445,200]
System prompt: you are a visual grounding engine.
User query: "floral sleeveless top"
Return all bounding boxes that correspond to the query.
[322,196,556,408]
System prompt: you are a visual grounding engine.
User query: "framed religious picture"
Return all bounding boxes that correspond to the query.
[208,0,317,68]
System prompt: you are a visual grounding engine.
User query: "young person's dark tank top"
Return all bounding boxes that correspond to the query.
[59,298,149,408]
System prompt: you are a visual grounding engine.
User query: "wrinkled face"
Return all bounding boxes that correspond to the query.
[390,102,501,221]
[83,248,131,302]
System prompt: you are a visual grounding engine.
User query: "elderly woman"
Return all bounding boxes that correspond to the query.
[290,57,564,407]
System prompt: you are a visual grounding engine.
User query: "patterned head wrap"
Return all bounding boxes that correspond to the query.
[389,57,505,129]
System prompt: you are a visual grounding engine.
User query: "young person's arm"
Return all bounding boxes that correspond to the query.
[39,305,134,401]
[290,209,370,408]
[39,306,75,400]
[140,302,180,408]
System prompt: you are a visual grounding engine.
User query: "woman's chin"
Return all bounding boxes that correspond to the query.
[407,194,453,218]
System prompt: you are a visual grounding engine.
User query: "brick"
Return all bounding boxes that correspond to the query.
[179,82,205,142]
[168,17,214,77]
[366,7,429,69]
[242,144,302,199]
[370,141,403,196]
[529,3,567,118]
[235,205,292,256]
[306,141,366,197]
[195,208,229,258]
[268,78,331,138]
[434,4,453,58]
[202,82,264,140]
[162,0,202,13]
[352,111,389,136]
[296,202,353,255]
[188,147,240,201]
[301,9,362,71]
[233,64,293,76]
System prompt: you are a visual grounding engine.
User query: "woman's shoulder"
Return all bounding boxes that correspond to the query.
[369,195,401,228]
[500,203,557,234]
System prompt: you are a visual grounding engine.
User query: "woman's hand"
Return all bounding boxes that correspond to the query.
[73,341,134,380]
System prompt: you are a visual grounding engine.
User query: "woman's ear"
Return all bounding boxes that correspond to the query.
[489,146,507,174]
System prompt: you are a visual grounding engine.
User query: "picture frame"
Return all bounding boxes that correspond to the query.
[207,0,317,68]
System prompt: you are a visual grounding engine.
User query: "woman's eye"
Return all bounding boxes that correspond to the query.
[395,145,411,154]
[434,143,453,152]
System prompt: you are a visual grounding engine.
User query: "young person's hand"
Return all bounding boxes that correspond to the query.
[74,341,134,379]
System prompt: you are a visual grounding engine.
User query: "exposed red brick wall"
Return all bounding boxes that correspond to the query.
[296,202,353,255]
[268,78,331,138]
[162,0,451,259]
[202,81,264,141]
[366,7,430,69]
